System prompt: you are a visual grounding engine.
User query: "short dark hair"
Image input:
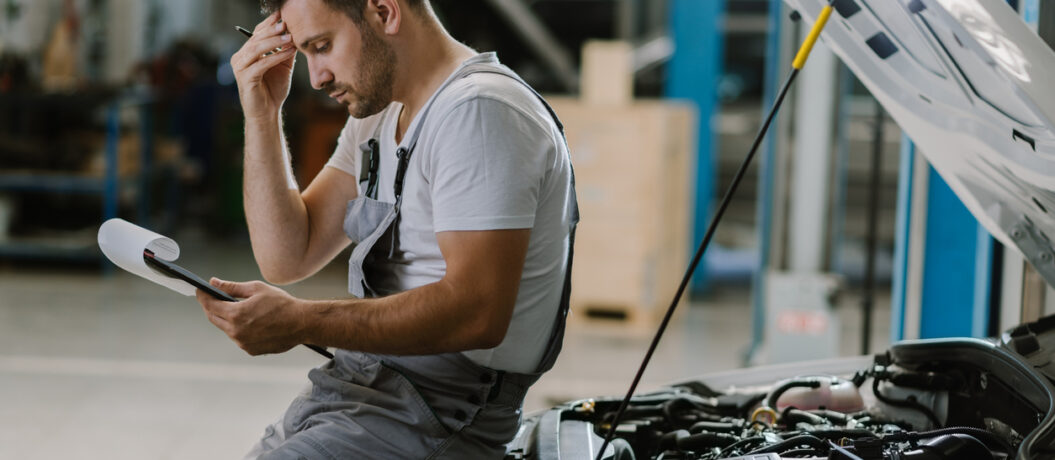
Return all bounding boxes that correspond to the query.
[260,0,428,25]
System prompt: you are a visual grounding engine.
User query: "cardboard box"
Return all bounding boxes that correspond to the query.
[549,98,697,331]
[580,41,634,106]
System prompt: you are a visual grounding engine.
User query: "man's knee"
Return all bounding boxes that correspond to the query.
[258,436,331,460]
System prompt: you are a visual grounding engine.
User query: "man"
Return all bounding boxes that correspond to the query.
[194,0,577,458]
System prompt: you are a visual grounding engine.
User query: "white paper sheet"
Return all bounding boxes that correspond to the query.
[97,218,196,296]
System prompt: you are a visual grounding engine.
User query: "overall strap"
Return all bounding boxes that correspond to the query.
[361,59,576,210]
[455,63,580,376]
[454,63,578,220]
[361,62,496,210]
[358,117,386,199]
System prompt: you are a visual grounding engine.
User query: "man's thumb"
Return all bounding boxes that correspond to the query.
[210,278,251,299]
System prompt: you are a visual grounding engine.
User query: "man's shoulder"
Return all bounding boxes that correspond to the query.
[431,70,551,129]
[449,70,533,100]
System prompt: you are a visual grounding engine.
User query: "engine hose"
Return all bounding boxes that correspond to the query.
[603,405,658,426]
[744,434,827,455]
[780,448,825,457]
[883,426,1013,454]
[609,404,663,422]
[872,377,942,428]
[807,409,851,424]
[689,420,741,434]
[792,428,882,439]
[766,379,823,409]
[716,436,768,457]
[782,408,829,426]
[675,431,740,450]
[897,433,994,460]
[662,397,713,427]
[658,429,690,451]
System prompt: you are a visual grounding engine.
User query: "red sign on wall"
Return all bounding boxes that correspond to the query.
[776,310,830,336]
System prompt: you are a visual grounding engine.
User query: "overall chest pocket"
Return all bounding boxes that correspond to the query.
[343,197,394,244]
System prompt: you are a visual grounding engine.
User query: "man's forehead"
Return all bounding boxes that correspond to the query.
[279,0,351,47]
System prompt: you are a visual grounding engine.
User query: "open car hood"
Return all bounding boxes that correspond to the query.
[506,2,1055,459]
[784,0,1055,287]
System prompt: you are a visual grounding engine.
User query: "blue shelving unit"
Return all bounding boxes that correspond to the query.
[0,90,154,262]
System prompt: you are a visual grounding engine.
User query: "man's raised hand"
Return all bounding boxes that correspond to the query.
[231,13,297,122]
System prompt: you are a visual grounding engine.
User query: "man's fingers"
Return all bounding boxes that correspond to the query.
[202,306,234,335]
[250,34,292,59]
[234,13,287,71]
[196,289,233,328]
[253,12,284,35]
[210,277,261,299]
[249,25,283,42]
[234,39,295,74]
[239,46,296,80]
[233,35,293,73]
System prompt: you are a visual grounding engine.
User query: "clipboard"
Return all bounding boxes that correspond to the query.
[144,249,237,302]
[143,249,334,359]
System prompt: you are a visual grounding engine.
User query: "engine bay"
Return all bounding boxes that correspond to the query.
[507,339,1055,460]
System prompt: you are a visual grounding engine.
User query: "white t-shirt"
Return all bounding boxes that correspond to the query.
[324,53,574,374]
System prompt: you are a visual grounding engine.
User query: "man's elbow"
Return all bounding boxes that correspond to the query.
[258,263,305,286]
[467,302,514,350]
[474,326,507,350]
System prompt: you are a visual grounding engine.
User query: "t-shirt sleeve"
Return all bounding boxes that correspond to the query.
[324,116,362,178]
[429,97,550,232]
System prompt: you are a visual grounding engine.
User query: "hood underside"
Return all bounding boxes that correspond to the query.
[783,0,1055,287]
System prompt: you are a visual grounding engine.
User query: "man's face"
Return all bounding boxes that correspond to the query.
[281,0,396,118]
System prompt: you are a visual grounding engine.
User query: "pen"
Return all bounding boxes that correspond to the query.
[236,25,286,56]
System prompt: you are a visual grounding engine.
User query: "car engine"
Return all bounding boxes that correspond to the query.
[507,343,1055,460]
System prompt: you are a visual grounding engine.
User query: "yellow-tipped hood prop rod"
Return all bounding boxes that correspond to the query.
[794,4,834,69]
[594,4,837,459]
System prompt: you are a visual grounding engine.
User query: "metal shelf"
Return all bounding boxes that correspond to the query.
[0,89,155,263]
[0,173,107,194]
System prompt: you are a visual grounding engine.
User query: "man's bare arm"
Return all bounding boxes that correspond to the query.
[243,129,357,284]
[231,13,356,284]
[196,228,531,355]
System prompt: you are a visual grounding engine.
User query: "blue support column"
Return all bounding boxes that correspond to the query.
[918,167,993,338]
[665,0,725,291]
[891,138,993,340]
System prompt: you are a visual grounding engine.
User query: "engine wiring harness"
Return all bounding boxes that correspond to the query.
[559,354,1019,460]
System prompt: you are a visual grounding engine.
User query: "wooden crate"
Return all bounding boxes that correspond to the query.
[549,98,697,332]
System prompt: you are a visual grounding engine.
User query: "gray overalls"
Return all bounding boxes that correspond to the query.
[253,62,578,459]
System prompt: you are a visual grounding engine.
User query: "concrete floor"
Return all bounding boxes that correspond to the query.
[0,234,890,459]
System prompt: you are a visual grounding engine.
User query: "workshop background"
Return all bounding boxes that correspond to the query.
[2,0,1053,458]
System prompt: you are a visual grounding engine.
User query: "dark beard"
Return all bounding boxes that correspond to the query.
[345,26,396,119]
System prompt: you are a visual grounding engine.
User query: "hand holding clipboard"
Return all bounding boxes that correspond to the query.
[98,218,332,359]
